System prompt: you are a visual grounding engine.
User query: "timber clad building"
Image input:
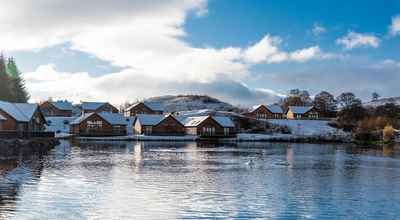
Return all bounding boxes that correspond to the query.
[182,115,236,137]
[134,114,185,135]
[285,106,319,119]
[71,112,127,136]
[125,102,164,117]
[244,104,284,119]
[81,102,119,115]
[40,100,73,117]
[0,101,47,134]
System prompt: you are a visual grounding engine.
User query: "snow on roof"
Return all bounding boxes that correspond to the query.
[0,101,38,122]
[213,116,235,127]
[288,106,314,114]
[266,105,283,114]
[136,114,165,126]
[180,116,209,127]
[98,112,127,125]
[51,101,73,110]
[71,112,127,125]
[81,102,106,110]
[251,104,263,111]
[70,113,95,125]
[126,101,164,112]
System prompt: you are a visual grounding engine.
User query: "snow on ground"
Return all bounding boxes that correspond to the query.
[267,119,345,136]
[45,117,76,133]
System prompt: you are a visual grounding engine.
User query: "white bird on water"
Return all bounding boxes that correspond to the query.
[245,159,255,167]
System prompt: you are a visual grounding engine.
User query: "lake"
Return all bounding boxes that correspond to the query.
[1,140,400,219]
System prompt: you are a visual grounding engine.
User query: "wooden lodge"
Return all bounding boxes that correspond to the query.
[182,115,236,138]
[40,100,73,117]
[0,101,51,138]
[70,112,127,136]
[285,106,319,120]
[244,104,284,119]
[81,102,119,115]
[125,101,164,117]
[134,114,185,136]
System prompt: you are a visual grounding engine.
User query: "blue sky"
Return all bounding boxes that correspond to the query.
[2,0,400,105]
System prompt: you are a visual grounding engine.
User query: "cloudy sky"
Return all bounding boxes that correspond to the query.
[2,0,400,106]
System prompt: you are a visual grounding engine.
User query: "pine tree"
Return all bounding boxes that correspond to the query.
[6,57,30,102]
[0,54,14,102]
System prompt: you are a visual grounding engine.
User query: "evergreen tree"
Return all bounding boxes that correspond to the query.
[6,57,29,102]
[0,54,14,102]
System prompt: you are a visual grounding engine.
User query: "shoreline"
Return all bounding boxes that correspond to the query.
[64,133,353,144]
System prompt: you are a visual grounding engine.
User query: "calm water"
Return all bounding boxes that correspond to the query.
[1,141,400,219]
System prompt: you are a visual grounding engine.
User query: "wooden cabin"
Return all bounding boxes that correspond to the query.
[81,102,119,114]
[244,104,284,119]
[182,115,236,137]
[134,114,185,136]
[125,102,164,117]
[40,100,73,117]
[0,101,47,134]
[70,112,127,136]
[285,106,319,120]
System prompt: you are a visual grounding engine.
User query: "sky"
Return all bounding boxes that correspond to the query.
[1,0,400,106]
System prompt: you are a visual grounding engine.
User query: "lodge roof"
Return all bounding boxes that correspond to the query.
[126,101,164,112]
[0,101,39,122]
[71,112,127,125]
[287,106,315,114]
[251,104,283,114]
[51,100,73,111]
[180,115,235,128]
[81,102,108,110]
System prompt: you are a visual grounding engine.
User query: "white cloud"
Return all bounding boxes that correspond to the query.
[389,15,400,36]
[243,36,333,64]
[336,31,380,49]
[312,24,326,36]
[1,1,337,104]
[23,64,281,106]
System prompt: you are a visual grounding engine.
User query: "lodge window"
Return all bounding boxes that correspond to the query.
[202,127,215,135]
[145,126,152,134]
[224,128,229,136]
[87,121,102,129]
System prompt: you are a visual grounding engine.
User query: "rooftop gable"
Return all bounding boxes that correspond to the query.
[288,106,314,114]
[0,101,39,122]
[81,102,107,110]
[51,101,73,111]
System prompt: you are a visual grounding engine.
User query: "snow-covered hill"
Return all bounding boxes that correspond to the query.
[364,97,400,107]
[144,95,237,112]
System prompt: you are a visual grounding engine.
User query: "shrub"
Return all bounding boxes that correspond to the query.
[383,125,395,142]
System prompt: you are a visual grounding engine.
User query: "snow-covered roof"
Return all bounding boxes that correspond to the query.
[136,114,165,126]
[213,116,235,127]
[71,113,94,125]
[126,101,164,112]
[51,101,73,111]
[81,102,106,110]
[71,112,127,125]
[251,104,283,114]
[288,106,314,114]
[266,105,283,114]
[98,112,127,125]
[181,116,209,127]
[180,115,234,128]
[0,101,39,122]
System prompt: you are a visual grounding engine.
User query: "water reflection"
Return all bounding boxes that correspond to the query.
[0,140,399,219]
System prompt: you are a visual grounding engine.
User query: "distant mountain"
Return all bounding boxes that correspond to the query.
[144,95,237,112]
[364,97,400,107]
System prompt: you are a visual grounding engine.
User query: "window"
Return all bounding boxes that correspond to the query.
[87,120,102,129]
[224,128,229,136]
[145,126,152,135]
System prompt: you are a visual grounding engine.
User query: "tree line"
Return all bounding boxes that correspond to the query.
[0,54,30,103]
